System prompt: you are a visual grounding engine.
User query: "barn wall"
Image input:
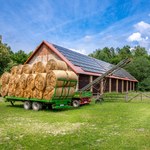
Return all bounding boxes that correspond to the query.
[105,78,109,92]
[79,74,90,90]
[111,78,116,91]
[27,44,73,71]
[92,76,100,94]
[118,79,122,92]
[28,45,61,64]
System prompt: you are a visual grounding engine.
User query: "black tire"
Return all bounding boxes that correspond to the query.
[72,100,80,108]
[32,102,42,111]
[24,101,32,110]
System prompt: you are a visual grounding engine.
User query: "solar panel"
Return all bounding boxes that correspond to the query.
[53,44,136,80]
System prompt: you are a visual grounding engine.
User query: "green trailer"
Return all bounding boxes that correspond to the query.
[4,78,92,110]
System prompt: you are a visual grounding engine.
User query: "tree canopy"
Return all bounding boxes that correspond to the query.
[89,45,150,91]
[0,37,31,75]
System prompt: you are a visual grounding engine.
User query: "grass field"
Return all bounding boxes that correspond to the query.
[0,96,150,150]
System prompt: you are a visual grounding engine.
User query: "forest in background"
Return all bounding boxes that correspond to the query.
[1,38,150,91]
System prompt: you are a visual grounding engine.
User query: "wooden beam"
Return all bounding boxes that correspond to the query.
[116,79,118,93]
[100,79,104,94]
[126,81,128,92]
[90,76,93,92]
[122,80,124,93]
[109,78,112,93]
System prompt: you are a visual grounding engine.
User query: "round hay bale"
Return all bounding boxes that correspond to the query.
[15,88,24,97]
[55,87,75,97]
[32,63,37,74]
[8,74,20,88]
[11,66,18,75]
[1,72,11,85]
[46,59,67,72]
[66,71,78,87]
[26,74,36,89]
[35,62,46,73]
[43,86,54,100]
[22,64,32,74]
[24,88,32,98]
[35,73,46,90]
[19,74,28,89]
[32,88,43,99]
[46,70,68,87]
[16,65,23,74]
[1,84,8,97]
[8,85,16,96]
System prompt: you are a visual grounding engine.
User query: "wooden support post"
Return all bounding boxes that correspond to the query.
[100,79,104,94]
[130,81,132,91]
[116,79,118,93]
[133,82,135,91]
[126,81,128,92]
[122,80,124,93]
[109,78,111,93]
[90,76,93,92]
[76,75,79,91]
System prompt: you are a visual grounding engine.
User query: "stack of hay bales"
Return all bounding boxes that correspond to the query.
[1,59,78,100]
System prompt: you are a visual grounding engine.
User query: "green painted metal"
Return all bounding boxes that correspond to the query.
[73,91,92,98]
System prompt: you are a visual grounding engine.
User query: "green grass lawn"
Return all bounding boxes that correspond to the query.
[0,96,150,150]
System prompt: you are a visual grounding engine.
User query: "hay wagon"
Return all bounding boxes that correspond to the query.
[4,58,130,110]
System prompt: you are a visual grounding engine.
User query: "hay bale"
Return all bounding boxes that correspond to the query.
[35,62,46,73]
[22,64,32,74]
[7,75,20,96]
[24,88,32,98]
[66,71,78,87]
[19,74,28,89]
[8,85,16,96]
[55,87,75,97]
[15,88,24,97]
[11,66,18,75]
[43,86,54,100]
[16,65,23,74]
[43,87,75,100]
[1,72,11,85]
[46,70,68,87]
[32,63,37,74]
[1,84,8,97]
[46,59,67,72]
[26,74,36,89]
[35,73,46,90]
[46,70,77,87]
[32,88,43,99]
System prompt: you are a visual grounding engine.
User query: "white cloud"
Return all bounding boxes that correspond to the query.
[134,21,150,33]
[127,21,150,51]
[127,32,143,42]
[84,35,92,42]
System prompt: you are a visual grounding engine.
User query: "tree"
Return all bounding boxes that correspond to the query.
[125,57,150,82]
[11,50,29,64]
[133,46,148,57]
[0,41,12,75]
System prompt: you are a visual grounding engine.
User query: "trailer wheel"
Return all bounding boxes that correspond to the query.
[32,102,42,111]
[24,101,32,110]
[72,100,80,108]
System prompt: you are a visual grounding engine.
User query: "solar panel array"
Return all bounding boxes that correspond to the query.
[53,44,136,80]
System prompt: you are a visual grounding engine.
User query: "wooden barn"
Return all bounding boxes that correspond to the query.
[25,41,138,93]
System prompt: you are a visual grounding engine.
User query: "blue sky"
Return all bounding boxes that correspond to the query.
[0,0,150,54]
